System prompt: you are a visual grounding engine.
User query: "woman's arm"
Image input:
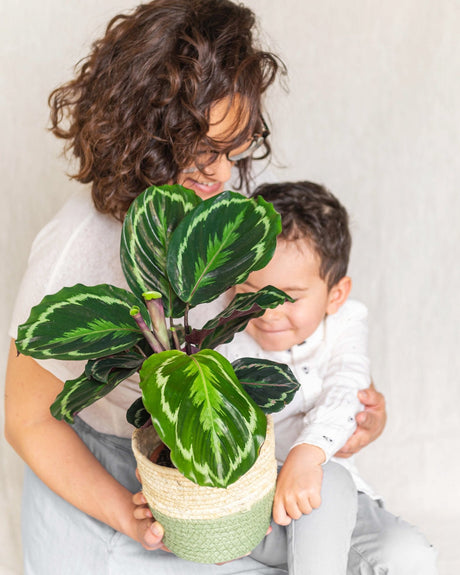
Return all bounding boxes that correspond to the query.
[4,339,165,550]
[334,383,386,458]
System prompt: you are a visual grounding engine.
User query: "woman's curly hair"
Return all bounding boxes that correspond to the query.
[49,0,284,220]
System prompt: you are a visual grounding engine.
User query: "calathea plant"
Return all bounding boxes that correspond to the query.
[16,185,299,488]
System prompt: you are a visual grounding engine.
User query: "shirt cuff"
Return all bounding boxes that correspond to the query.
[291,420,357,463]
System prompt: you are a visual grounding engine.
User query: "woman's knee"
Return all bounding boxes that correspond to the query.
[349,520,438,575]
[379,521,438,574]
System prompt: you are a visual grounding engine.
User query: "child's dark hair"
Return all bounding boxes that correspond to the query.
[251,181,351,289]
[49,0,284,220]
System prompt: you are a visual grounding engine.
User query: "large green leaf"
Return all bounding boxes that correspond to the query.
[120,185,201,317]
[233,358,300,414]
[16,284,146,360]
[140,349,266,488]
[186,286,294,350]
[166,191,281,306]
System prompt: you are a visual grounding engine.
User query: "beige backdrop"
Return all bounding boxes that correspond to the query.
[1,1,459,573]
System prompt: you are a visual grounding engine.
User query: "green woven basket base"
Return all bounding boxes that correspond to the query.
[151,486,275,564]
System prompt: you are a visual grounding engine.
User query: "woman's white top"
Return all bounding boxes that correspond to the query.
[8,189,219,438]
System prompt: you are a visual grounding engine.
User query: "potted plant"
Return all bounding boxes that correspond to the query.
[16,184,300,563]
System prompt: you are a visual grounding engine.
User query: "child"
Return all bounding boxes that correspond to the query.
[218,181,376,574]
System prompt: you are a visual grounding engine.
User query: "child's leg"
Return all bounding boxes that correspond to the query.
[286,461,357,575]
[347,492,438,575]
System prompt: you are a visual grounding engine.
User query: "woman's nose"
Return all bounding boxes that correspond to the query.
[207,154,234,183]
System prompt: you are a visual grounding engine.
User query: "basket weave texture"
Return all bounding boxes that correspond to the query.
[132,416,276,563]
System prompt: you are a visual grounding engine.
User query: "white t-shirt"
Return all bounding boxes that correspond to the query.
[9,189,221,438]
[217,300,379,498]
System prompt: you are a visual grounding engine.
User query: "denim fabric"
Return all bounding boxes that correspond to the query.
[251,462,357,574]
[21,417,437,574]
[21,417,287,575]
[347,492,438,574]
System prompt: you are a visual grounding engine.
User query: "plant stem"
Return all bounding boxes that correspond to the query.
[143,292,170,350]
[169,320,181,351]
[134,344,147,358]
[130,307,163,354]
[184,304,192,355]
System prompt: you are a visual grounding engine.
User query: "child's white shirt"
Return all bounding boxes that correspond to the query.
[217,300,379,498]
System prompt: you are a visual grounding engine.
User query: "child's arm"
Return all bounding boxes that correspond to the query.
[272,443,325,525]
[273,302,370,524]
[293,301,371,464]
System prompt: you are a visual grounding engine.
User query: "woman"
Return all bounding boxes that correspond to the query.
[5,1,392,573]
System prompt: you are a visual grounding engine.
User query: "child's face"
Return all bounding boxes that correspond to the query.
[235,239,347,351]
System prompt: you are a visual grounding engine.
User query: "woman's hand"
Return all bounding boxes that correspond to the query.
[132,491,169,551]
[335,383,387,458]
[132,474,271,560]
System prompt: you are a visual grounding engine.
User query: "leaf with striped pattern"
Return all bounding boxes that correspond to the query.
[167,191,281,306]
[232,358,300,414]
[85,349,145,383]
[126,397,151,428]
[16,284,146,360]
[51,361,139,423]
[186,286,294,350]
[120,185,202,317]
[139,349,266,487]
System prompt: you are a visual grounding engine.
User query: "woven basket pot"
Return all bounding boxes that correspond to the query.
[132,415,276,564]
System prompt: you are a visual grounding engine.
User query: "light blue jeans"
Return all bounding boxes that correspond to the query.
[21,418,437,574]
[251,483,438,575]
[22,417,286,575]
[251,461,358,574]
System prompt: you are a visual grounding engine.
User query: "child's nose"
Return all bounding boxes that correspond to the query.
[262,306,283,322]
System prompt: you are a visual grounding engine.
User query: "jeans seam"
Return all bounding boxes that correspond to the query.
[349,541,387,575]
[289,521,296,575]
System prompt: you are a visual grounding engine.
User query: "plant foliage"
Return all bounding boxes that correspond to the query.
[16,185,300,488]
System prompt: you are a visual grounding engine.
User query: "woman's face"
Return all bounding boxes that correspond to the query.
[176,97,251,200]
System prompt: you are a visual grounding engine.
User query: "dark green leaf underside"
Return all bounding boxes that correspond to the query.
[233,357,300,414]
[187,286,294,350]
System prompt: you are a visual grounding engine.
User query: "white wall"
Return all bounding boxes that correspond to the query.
[1,1,459,573]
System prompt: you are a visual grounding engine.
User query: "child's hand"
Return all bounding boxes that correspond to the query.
[273,443,325,526]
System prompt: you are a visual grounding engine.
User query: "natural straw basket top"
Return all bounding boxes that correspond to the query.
[132,416,277,520]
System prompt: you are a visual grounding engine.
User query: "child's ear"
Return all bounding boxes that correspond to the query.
[326,276,352,315]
